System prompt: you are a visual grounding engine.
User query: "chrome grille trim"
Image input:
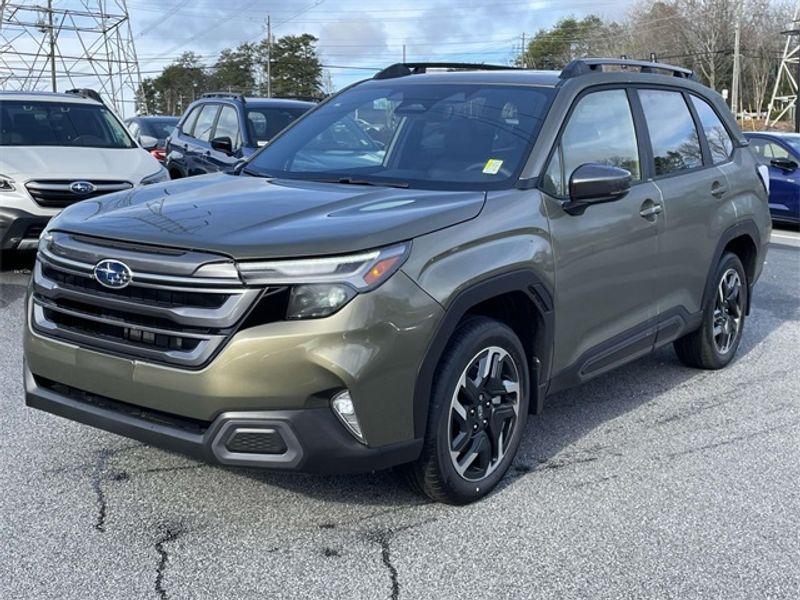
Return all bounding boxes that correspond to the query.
[31,234,263,368]
[25,179,133,208]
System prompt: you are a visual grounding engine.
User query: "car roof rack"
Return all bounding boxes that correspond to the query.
[201,91,246,103]
[560,58,696,80]
[373,62,518,80]
[65,88,105,104]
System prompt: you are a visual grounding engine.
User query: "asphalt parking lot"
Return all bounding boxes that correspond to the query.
[1,229,798,600]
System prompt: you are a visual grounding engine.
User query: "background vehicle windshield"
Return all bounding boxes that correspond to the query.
[141,118,178,140]
[779,134,800,155]
[247,83,554,189]
[0,100,136,148]
[246,107,309,145]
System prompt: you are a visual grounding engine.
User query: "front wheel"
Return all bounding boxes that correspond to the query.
[405,317,529,504]
[674,252,748,369]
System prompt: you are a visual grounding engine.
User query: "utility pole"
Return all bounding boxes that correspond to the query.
[730,0,743,119]
[402,44,406,63]
[47,0,56,92]
[520,33,526,68]
[269,15,273,98]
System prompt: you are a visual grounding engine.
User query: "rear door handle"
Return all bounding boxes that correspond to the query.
[711,181,728,198]
[639,201,663,218]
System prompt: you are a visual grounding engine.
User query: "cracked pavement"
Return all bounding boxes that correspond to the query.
[1,235,799,600]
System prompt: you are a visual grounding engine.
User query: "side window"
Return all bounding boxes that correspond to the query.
[127,121,140,138]
[639,89,702,176]
[690,96,734,164]
[764,142,789,160]
[541,89,640,197]
[181,107,201,136]
[193,105,219,143]
[213,105,241,148]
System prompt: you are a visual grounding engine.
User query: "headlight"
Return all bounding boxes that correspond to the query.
[287,284,357,319]
[0,174,15,191]
[237,243,409,291]
[140,166,169,185]
[236,243,410,319]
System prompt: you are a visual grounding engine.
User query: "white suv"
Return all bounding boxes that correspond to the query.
[0,90,168,253]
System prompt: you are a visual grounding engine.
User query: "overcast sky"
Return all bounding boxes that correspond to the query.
[129,0,634,89]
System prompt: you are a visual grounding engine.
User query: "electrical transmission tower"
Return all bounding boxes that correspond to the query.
[0,1,143,115]
[766,1,799,130]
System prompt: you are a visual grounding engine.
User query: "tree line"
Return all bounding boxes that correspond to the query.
[137,34,324,115]
[520,0,791,117]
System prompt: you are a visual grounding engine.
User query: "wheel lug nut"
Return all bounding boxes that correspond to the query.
[483,419,488,425]
[470,409,475,415]
[473,424,478,431]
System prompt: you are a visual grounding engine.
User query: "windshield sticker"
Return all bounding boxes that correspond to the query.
[483,159,503,175]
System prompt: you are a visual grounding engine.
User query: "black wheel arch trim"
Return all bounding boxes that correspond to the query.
[412,269,554,438]
[703,220,762,316]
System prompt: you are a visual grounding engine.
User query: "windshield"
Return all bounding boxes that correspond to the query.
[246,83,554,190]
[141,118,178,140]
[246,107,310,145]
[779,134,800,155]
[0,100,136,148]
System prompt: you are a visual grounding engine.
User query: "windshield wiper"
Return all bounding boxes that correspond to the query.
[315,177,409,189]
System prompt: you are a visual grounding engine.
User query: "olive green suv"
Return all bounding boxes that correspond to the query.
[24,59,771,504]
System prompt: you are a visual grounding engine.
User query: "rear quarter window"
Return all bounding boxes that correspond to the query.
[690,96,734,164]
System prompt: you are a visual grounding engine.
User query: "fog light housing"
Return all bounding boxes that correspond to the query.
[331,390,365,444]
[287,283,356,319]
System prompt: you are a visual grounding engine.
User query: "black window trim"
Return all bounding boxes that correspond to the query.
[537,83,648,200]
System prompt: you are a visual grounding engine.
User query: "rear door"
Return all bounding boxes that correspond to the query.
[637,88,733,321]
[543,88,662,378]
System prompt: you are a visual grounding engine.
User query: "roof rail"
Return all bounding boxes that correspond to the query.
[373,62,518,80]
[560,59,695,80]
[201,91,246,103]
[65,88,105,104]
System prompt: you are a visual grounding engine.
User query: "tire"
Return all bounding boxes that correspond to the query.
[404,316,530,504]
[674,252,748,370]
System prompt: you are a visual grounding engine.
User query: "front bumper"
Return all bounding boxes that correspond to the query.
[25,366,422,473]
[0,207,50,250]
[25,269,443,471]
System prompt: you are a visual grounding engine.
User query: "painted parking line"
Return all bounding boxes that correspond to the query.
[770,230,800,248]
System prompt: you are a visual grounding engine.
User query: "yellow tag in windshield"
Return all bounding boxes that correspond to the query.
[482,159,503,175]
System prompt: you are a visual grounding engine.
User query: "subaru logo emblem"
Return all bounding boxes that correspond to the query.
[70,180,96,195]
[93,259,133,289]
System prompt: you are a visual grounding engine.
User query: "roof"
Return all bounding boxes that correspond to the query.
[242,97,316,108]
[0,90,101,105]
[363,69,563,87]
[744,131,800,140]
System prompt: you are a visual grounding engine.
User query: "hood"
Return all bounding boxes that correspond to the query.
[0,146,160,181]
[49,173,486,259]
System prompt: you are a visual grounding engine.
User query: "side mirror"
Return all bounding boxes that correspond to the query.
[139,135,158,150]
[563,163,632,215]
[771,157,798,172]
[211,136,234,155]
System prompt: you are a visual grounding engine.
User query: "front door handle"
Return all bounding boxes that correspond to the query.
[639,200,663,218]
[711,181,728,198]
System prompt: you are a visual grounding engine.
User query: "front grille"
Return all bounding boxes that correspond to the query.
[31,233,264,368]
[26,179,132,208]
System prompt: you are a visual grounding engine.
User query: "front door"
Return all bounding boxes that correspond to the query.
[542,88,661,379]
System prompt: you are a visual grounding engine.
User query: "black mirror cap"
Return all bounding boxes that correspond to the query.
[771,157,798,172]
[211,136,234,155]
[564,163,632,215]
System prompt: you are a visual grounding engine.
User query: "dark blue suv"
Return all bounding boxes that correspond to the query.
[745,132,800,226]
[165,93,314,178]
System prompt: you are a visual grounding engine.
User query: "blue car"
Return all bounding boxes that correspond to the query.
[165,93,314,179]
[744,132,800,225]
